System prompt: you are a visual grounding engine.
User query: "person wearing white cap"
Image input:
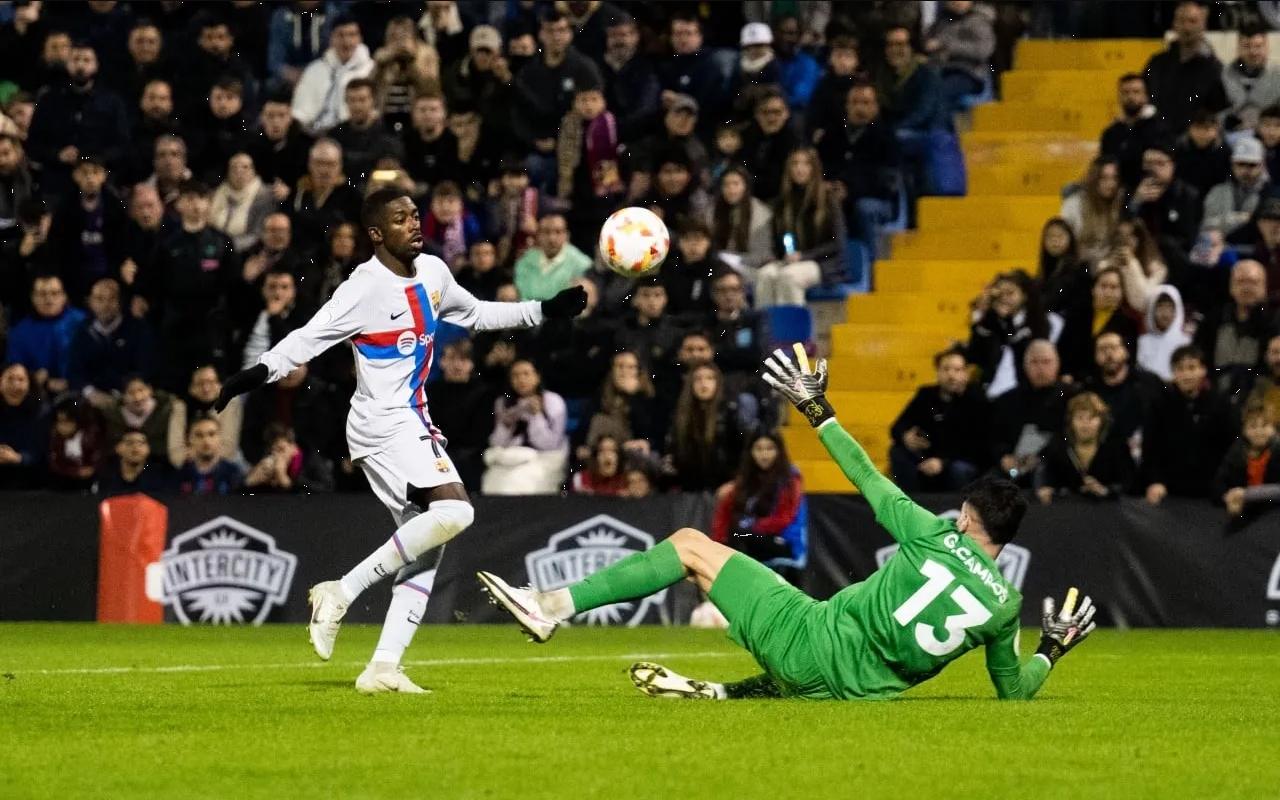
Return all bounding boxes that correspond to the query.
[1202,136,1271,237]
[441,24,513,121]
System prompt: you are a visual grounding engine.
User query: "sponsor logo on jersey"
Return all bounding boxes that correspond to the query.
[158,516,297,625]
[524,514,666,626]
[397,330,418,355]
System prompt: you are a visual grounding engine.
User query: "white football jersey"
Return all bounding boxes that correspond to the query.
[258,253,542,458]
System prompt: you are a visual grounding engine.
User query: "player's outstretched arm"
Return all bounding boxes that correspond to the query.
[439,270,586,331]
[762,347,939,542]
[986,589,1097,700]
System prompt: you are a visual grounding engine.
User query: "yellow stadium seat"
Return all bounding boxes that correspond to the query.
[890,229,1037,261]
[1000,70,1126,104]
[972,102,1116,135]
[845,293,970,327]
[831,324,964,359]
[1014,39,1163,71]
[915,197,1062,231]
[874,260,1024,293]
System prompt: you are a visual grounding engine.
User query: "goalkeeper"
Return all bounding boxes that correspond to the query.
[478,349,1097,700]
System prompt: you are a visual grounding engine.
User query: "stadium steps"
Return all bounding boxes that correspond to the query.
[789,37,1163,492]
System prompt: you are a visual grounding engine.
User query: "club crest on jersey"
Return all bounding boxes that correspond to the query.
[524,515,666,626]
[435,459,451,473]
[157,516,297,625]
[430,290,440,309]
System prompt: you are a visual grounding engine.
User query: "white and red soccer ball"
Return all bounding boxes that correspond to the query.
[598,207,670,277]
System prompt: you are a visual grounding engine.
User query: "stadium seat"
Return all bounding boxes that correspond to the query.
[767,305,814,349]
[956,70,996,111]
[564,397,591,436]
[925,132,968,197]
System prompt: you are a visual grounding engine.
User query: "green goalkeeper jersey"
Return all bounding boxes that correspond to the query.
[807,421,1050,700]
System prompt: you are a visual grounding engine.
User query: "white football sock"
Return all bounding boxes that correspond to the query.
[340,500,473,601]
[371,569,438,666]
[538,588,576,622]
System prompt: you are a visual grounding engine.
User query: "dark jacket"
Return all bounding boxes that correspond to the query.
[511,48,604,147]
[0,397,48,490]
[67,316,157,395]
[1100,111,1171,191]
[248,124,314,189]
[188,110,254,186]
[148,225,239,386]
[818,118,902,206]
[240,374,343,465]
[966,309,1052,390]
[329,119,406,192]
[877,58,946,133]
[1057,305,1142,380]
[1083,366,1164,443]
[990,380,1077,460]
[661,253,723,320]
[1213,436,1280,499]
[665,401,746,493]
[1144,44,1229,131]
[402,128,463,194]
[1175,135,1232,200]
[288,182,361,259]
[601,53,662,144]
[770,188,850,286]
[534,315,617,401]
[742,121,804,202]
[707,309,767,378]
[442,56,513,124]
[126,113,184,185]
[890,384,992,468]
[808,72,857,141]
[48,193,131,303]
[173,50,257,120]
[1130,179,1202,254]
[1144,385,1238,498]
[614,312,684,372]
[426,377,495,490]
[1194,301,1278,396]
[659,51,727,136]
[95,458,173,498]
[1037,432,1136,498]
[26,82,130,173]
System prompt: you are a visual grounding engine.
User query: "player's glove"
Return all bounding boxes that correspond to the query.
[214,363,269,412]
[762,345,834,428]
[541,285,589,319]
[1035,588,1097,666]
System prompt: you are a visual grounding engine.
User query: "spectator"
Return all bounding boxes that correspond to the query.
[1195,260,1277,396]
[1202,137,1271,239]
[1137,286,1192,381]
[180,15,258,115]
[424,339,491,490]
[1099,74,1169,192]
[640,148,712,234]
[571,435,627,496]
[1258,104,1280,177]
[402,93,461,198]
[176,416,244,496]
[239,361,340,465]
[150,181,237,389]
[730,22,782,122]
[454,240,506,302]
[711,165,774,281]
[240,212,309,294]
[369,16,440,134]
[558,0,616,63]
[67,278,155,408]
[1036,391,1136,504]
[710,123,746,187]
[62,0,134,85]
[741,88,803,202]
[1106,218,1169,313]
[442,24,513,126]
[878,25,944,135]
[513,214,591,301]
[889,346,991,493]
[533,278,614,401]
[664,221,726,319]
[488,359,568,454]
[144,134,193,210]
[582,350,662,459]
[0,362,47,489]
[665,363,747,492]
[1236,195,1280,300]
[1083,331,1163,444]
[245,422,331,494]
[190,77,253,186]
[3,93,34,144]
[598,12,660,146]
[991,340,1074,486]
[711,432,807,582]
[112,20,165,113]
[819,82,900,256]
[6,274,87,397]
[102,374,182,469]
[967,270,1058,397]
[0,3,54,93]
[1129,144,1201,257]
[616,279,683,370]
[418,1,469,65]
[46,397,101,491]
[240,268,310,374]
[926,0,996,109]
[0,134,36,245]
[487,159,544,268]
[292,15,375,136]
[172,365,243,464]
[809,33,866,143]
[48,156,128,305]
[26,42,129,198]
[1247,334,1280,422]
[127,78,181,184]
[1141,0,1228,131]
[771,15,822,112]
[1060,156,1122,263]
[249,92,315,200]
[707,269,767,384]
[0,198,50,321]
[1214,400,1280,517]
[267,1,337,87]
[423,181,482,270]
[627,94,711,201]
[623,456,656,498]
[1174,107,1232,201]
[330,78,406,192]
[659,13,728,138]
[29,29,73,96]
[556,82,625,248]
[289,139,361,254]
[120,184,163,313]
[210,153,278,254]
[1144,344,1237,504]
[512,9,603,192]
[757,147,847,306]
[94,427,170,497]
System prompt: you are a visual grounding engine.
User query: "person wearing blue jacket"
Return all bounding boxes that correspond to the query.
[267,1,342,88]
[773,16,823,113]
[6,275,87,397]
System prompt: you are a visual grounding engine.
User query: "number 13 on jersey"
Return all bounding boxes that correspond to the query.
[893,559,993,656]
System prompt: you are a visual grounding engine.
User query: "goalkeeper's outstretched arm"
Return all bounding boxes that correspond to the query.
[986,592,1098,700]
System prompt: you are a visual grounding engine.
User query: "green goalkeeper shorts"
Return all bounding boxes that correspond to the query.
[708,553,834,700]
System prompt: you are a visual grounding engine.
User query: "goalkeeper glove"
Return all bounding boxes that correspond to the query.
[762,346,834,428]
[215,363,269,412]
[1035,589,1097,666]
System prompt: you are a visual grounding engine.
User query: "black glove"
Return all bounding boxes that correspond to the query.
[541,285,588,319]
[761,346,834,428]
[215,363,269,412]
[1035,589,1097,666]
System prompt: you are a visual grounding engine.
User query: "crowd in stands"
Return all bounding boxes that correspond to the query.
[890,0,1280,520]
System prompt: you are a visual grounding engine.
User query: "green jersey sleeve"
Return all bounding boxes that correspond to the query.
[984,616,1052,701]
[817,419,947,543]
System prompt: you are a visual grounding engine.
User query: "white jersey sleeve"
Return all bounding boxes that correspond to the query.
[436,262,544,331]
[257,277,366,382]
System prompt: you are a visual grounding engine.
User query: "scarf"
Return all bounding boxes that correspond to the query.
[557,111,623,199]
[121,396,157,429]
[425,212,467,265]
[740,51,775,74]
[210,178,263,240]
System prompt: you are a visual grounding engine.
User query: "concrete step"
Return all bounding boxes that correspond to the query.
[874,259,1022,293]
[967,160,1086,196]
[845,293,970,328]
[1014,39,1163,72]
[890,229,1037,261]
[1001,69,1127,104]
[916,196,1062,231]
[826,353,935,392]
[831,324,964,360]
[973,102,1115,135]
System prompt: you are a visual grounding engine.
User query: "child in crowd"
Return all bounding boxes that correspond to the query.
[46,398,101,491]
[572,436,627,496]
[710,124,744,187]
[488,159,544,267]
[1215,401,1280,517]
[557,83,624,250]
[422,181,482,270]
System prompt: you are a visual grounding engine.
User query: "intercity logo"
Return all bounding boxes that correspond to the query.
[159,516,297,625]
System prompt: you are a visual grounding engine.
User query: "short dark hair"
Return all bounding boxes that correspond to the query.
[680,219,712,239]
[1119,72,1145,86]
[345,77,376,96]
[444,338,473,360]
[177,179,211,197]
[119,427,149,441]
[1262,103,1280,123]
[212,76,243,97]
[540,8,568,26]
[1171,344,1205,367]
[1189,107,1218,127]
[1240,21,1269,39]
[963,478,1028,545]
[361,187,411,230]
[933,345,966,369]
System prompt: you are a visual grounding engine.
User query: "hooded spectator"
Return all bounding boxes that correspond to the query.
[1137,286,1192,381]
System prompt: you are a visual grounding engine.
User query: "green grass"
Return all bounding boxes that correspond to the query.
[1,625,1277,799]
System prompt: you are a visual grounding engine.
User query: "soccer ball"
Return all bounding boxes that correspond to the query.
[598,207,670,277]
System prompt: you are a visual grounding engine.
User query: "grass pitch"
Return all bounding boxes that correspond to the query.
[1,625,1277,800]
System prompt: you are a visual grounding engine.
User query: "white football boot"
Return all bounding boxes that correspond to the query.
[355,661,429,695]
[476,571,559,643]
[307,580,349,661]
[629,662,721,700]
